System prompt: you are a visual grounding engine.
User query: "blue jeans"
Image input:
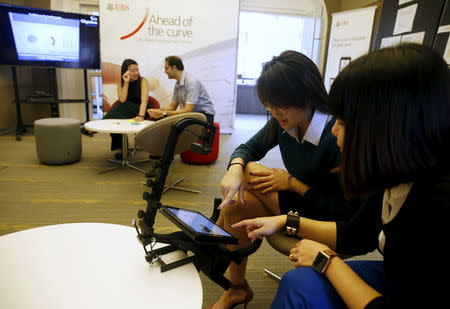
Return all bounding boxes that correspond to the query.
[270,260,385,309]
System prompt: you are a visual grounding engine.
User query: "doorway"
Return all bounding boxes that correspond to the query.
[236,11,323,115]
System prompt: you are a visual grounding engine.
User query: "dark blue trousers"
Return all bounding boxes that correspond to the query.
[270,260,385,309]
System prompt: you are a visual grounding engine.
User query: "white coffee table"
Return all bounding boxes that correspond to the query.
[0,223,203,309]
[84,119,154,173]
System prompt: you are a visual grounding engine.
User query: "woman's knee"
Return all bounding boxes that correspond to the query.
[272,267,346,309]
[244,162,269,176]
[245,161,260,172]
[271,268,316,308]
[279,267,318,290]
[219,190,268,223]
[220,198,246,221]
[243,162,270,190]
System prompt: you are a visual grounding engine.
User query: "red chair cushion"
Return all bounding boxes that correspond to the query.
[180,122,220,164]
[147,96,160,109]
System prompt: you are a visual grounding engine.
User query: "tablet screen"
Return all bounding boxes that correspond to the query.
[164,206,233,237]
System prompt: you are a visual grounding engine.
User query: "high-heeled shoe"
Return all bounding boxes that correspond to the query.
[203,279,254,309]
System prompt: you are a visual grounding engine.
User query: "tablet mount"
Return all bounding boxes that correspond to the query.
[133,117,262,290]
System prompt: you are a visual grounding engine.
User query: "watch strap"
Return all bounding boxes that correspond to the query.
[284,210,300,236]
[323,249,338,259]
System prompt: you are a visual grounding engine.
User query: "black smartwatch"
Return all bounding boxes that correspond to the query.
[312,249,338,274]
[284,210,300,236]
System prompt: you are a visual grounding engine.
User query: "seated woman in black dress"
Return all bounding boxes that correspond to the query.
[103,58,149,153]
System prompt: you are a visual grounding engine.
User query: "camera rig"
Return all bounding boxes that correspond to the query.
[133,117,262,290]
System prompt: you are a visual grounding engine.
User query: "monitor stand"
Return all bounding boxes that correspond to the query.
[11,66,91,141]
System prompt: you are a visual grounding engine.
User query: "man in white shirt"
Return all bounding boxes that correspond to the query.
[147,56,215,124]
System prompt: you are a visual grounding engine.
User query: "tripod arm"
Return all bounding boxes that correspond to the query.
[135,117,262,290]
[138,117,215,237]
[144,118,216,203]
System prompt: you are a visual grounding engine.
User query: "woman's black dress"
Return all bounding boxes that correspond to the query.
[103,79,141,150]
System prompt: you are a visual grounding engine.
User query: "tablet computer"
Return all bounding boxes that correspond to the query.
[160,205,238,245]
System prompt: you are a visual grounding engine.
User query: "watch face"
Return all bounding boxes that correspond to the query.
[313,251,329,273]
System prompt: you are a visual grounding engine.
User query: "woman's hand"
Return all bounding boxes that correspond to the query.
[249,168,291,194]
[122,70,131,83]
[232,215,286,240]
[289,239,331,268]
[218,165,245,209]
[133,115,144,122]
[147,109,164,119]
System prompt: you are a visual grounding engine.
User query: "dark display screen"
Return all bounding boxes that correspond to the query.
[0,3,100,69]
[165,206,233,237]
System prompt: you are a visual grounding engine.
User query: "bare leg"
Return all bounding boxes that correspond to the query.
[208,162,282,308]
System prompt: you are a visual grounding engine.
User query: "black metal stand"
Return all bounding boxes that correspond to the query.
[133,118,262,290]
[83,69,90,122]
[11,67,25,141]
[133,219,195,272]
[11,66,91,141]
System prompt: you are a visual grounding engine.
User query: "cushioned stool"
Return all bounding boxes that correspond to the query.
[180,122,220,164]
[34,118,82,165]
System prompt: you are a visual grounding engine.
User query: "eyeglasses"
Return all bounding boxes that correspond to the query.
[265,105,288,115]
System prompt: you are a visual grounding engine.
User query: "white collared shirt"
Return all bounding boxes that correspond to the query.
[378,182,413,253]
[283,111,332,145]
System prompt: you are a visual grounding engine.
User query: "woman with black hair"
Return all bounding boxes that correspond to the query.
[103,58,149,152]
[205,51,359,309]
[234,44,450,308]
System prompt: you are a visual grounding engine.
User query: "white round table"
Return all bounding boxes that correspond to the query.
[84,119,154,173]
[84,119,153,134]
[0,223,203,309]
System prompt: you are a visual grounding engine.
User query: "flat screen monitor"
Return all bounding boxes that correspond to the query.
[0,3,100,69]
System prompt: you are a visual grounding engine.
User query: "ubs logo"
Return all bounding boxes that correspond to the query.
[106,2,130,11]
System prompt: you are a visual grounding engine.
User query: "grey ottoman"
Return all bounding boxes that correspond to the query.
[34,118,82,165]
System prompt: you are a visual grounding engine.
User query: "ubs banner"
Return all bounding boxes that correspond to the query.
[99,0,240,133]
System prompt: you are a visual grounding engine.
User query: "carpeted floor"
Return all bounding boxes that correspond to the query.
[0,114,381,308]
[0,114,291,308]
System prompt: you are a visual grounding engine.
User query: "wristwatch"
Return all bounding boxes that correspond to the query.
[284,210,300,236]
[312,249,338,274]
[162,111,168,118]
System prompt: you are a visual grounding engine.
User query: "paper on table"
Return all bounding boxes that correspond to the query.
[393,4,418,35]
[127,120,142,125]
